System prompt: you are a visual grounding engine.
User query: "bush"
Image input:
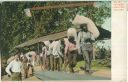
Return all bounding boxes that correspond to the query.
[95,47,111,68]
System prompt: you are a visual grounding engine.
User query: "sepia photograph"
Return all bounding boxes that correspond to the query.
[0,1,111,81]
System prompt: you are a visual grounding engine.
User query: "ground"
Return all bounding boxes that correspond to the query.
[1,60,111,81]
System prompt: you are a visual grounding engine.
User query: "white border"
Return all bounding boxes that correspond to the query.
[0,1,127,82]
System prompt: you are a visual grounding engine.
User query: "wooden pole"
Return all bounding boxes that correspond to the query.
[31,2,94,10]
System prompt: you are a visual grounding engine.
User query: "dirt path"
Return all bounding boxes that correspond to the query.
[2,74,40,81]
[78,69,111,78]
[2,66,111,81]
[23,76,41,81]
[2,66,41,81]
[92,69,111,78]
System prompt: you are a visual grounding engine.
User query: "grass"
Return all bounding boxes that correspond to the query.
[74,59,111,71]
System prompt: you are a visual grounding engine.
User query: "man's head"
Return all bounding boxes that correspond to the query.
[49,40,53,43]
[15,55,20,61]
[68,36,76,44]
[41,42,45,47]
[80,24,88,32]
[29,54,32,57]
[60,39,65,47]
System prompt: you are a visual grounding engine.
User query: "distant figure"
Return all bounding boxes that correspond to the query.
[48,40,56,71]
[21,55,29,79]
[25,51,37,66]
[77,24,95,74]
[65,36,78,73]
[27,60,33,77]
[5,53,22,81]
[40,42,48,70]
[52,40,65,71]
[46,40,53,70]
[24,51,37,77]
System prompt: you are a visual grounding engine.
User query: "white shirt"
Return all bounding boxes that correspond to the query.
[44,41,50,47]
[41,46,48,58]
[52,41,63,57]
[5,59,22,75]
[47,41,56,55]
[25,51,36,61]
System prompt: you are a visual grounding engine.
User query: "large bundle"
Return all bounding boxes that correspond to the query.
[72,15,100,38]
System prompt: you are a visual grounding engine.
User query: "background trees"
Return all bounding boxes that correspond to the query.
[0,1,111,58]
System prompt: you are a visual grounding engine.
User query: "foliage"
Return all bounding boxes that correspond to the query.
[95,47,111,67]
[0,1,111,57]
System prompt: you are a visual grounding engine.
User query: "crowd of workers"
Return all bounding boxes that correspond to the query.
[5,24,95,81]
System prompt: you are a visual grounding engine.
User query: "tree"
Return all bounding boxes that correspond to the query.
[1,1,111,58]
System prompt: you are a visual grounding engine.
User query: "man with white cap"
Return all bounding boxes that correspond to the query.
[5,52,22,81]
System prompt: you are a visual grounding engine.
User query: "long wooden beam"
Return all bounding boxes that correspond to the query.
[31,2,94,10]
[14,30,67,48]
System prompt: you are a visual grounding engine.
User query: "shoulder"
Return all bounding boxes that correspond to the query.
[8,60,16,65]
[78,31,82,34]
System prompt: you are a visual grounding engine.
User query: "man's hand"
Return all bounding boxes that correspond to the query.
[7,74,11,77]
[78,48,81,54]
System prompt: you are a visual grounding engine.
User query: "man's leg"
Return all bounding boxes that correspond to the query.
[24,68,28,78]
[59,56,63,71]
[43,57,46,70]
[12,73,22,81]
[82,50,90,73]
[54,58,57,70]
[73,53,77,67]
[64,55,68,71]
[40,57,44,69]
[46,55,50,70]
[89,50,93,70]
[50,55,54,71]
[68,54,74,73]
[56,58,59,71]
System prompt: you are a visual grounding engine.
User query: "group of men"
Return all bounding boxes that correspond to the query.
[5,23,95,81]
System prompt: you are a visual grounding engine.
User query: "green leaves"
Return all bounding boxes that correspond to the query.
[1,1,111,57]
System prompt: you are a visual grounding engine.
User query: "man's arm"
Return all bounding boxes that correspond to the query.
[64,44,69,56]
[58,45,63,57]
[5,61,13,75]
[90,32,95,43]
[44,47,47,56]
[77,32,81,54]
[48,44,52,55]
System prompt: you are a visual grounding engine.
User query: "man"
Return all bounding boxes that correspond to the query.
[24,51,36,77]
[77,24,95,74]
[46,40,53,70]
[25,51,37,67]
[40,42,48,70]
[21,55,29,79]
[65,36,78,73]
[48,40,56,71]
[5,53,22,81]
[53,40,64,71]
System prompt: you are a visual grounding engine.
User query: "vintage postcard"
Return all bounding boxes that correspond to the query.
[0,0,127,82]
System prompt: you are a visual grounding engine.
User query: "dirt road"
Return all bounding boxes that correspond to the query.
[2,66,111,81]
